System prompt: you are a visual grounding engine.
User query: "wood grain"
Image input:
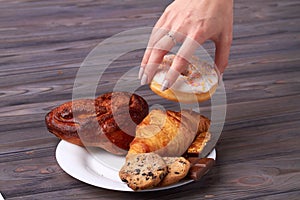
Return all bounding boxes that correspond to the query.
[1,0,300,199]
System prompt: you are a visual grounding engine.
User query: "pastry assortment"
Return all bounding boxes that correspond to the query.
[119,109,212,190]
[46,55,218,190]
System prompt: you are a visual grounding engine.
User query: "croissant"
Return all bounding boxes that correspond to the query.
[128,109,210,157]
[45,92,149,155]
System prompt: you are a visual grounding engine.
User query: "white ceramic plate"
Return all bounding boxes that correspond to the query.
[55,140,216,192]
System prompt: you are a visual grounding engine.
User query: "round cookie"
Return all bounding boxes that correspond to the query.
[159,157,191,187]
[119,153,167,190]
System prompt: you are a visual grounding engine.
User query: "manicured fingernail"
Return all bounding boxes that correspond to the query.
[161,80,169,91]
[141,74,148,85]
[138,67,144,79]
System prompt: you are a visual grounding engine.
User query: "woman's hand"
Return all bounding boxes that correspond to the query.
[139,0,233,90]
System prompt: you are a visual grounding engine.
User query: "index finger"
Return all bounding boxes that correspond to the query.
[164,36,201,90]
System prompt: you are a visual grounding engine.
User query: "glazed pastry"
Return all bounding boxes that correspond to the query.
[128,109,210,157]
[150,54,219,103]
[45,92,149,155]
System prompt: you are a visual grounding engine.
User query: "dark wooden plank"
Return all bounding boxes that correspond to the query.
[1,108,299,198]
[1,153,299,200]
[0,155,85,198]
[6,187,300,200]
[1,0,300,199]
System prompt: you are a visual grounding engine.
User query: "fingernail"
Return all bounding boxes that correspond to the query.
[138,67,144,79]
[141,74,148,85]
[161,80,169,91]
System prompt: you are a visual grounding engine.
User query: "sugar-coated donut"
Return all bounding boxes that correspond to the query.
[150,54,219,103]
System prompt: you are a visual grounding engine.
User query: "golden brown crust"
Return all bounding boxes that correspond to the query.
[185,131,211,157]
[150,81,218,103]
[128,109,211,157]
[45,99,95,147]
[45,92,149,155]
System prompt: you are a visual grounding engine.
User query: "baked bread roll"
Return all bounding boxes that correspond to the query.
[45,92,149,155]
[128,109,210,157]
[150,54,219,103]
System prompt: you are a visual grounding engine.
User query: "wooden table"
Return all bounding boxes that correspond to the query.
[1,0,299,199]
